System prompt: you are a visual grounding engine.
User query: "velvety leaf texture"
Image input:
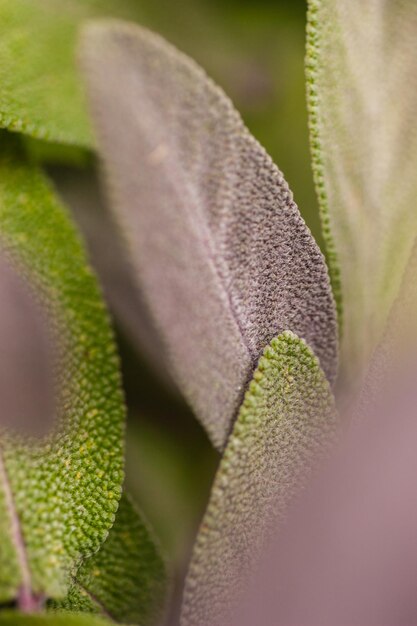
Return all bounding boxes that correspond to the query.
[0,613,112,626]
[0,0,146,147]
[306,0,417,395]
[0,145,125,601]
[52,494,167,625]
[181,331,337,626]
[81,20,338,450]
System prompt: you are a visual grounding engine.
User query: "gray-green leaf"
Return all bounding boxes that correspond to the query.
[0,144,124,601]
[181,331,337,626]
[52,494,168,625]
[80,20,338,450]
[306,0,417,395]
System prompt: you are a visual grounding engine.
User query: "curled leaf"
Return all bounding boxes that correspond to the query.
[80,20,338,449]
[181,331,337,626]
[0,145,125,601]
[306,0,417,394]
[52,494,168,625]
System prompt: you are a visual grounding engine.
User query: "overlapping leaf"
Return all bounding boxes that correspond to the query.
[0,0,147,147]
[181,331,337,626]
[230,251,417,624]
[52,494,167,625]
[80,20,338,449]
[306,0,417,395]
[0,143,125,601]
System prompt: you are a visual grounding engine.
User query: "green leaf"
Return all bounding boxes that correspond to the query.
[51,494,168,625]
[181,331,337,626]
[0,142,125,601]
[0,0,146,147]
[306,0,417,394]
[80,20,338,450]
[0,613,112,626]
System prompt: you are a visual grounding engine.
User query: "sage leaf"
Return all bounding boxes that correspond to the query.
[181,331,337,626]
[80,20,338,449]
[52,494,168,625]
[306,0,417,394]
[0,144,124,601]
[0,0,146,147]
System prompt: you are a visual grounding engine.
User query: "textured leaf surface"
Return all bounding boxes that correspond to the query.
[0,0,146,147]
[81,20,338,450]
[0,613,111,626]
[231,255,417,625]
[0,145,124,601]
[306,0,417,394]
[52,494,167,625]
[181,331,337,626]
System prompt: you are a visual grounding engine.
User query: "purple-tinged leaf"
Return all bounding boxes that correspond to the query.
[0,253,55,439]
[80,20,338,449]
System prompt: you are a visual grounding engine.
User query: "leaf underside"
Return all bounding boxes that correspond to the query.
[0,143,125,600]
[81,20,338,450]
[51,494,167,625]
[181,331,337,626]
[306,0,417,395]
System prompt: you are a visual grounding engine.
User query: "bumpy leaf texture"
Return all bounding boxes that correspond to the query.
[0,614,112,626]
[181,331,337,626]
[306,0,417,396]
[52,494,167,625]
[232,280,417,625]
[0,145,124,601]
[80,20,338,449]
[0,0,146,147]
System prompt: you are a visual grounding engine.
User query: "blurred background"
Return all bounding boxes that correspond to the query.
[109,0,319,600]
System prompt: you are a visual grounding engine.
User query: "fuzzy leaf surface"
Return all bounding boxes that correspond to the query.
[306,0,417,394]
[181,331,337,626]
[0,0,146,147]
[0,144,124,601]
[52,494,167,625]
[81,20,338,449]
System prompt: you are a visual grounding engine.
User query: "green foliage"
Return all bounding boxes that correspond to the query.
[0,142,125,599]
[306,0,417,394]
[181,331,337,626]
[0,0,146,147]
[52,494,168,625]
[0,613,112,626]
